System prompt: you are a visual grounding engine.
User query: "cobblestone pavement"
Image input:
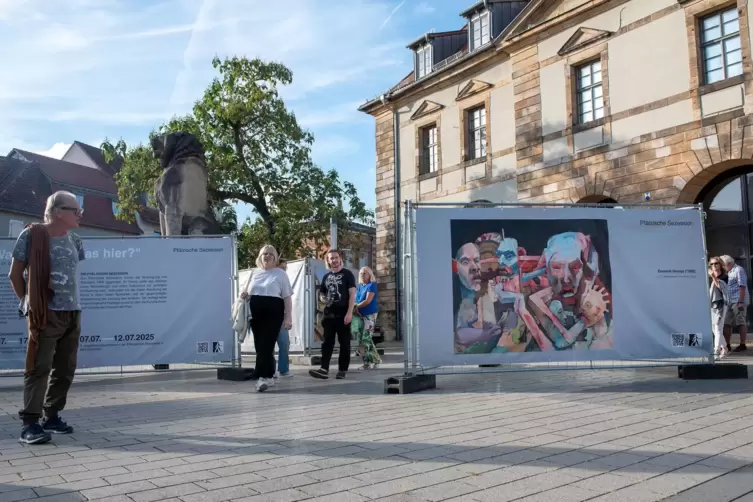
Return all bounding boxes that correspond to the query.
[0,357,752,502]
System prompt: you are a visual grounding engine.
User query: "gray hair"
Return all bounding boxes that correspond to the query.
[44,191,78,223]
[721,255,736,268]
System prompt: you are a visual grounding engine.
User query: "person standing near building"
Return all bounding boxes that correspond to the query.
[353,266,381,369]
[709,257,729,359]
[8,191,85,445]
[309,249,356,380]
[275,258,292,378]
[721,255,749,352]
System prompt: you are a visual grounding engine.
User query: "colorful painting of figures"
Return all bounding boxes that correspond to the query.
[451,219,613,354]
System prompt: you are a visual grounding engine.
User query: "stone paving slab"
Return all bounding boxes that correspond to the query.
[0,360,751,501]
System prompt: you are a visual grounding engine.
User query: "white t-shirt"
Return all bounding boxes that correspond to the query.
[247,268,293,299]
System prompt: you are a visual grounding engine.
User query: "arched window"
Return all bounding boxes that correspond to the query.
[467,199,493,207]
[704,174,748,264]
[577,195,618,204]
[703,173,753,330]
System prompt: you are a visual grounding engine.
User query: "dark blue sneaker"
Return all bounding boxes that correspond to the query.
[20,423,52,444]
[42,416,74,434]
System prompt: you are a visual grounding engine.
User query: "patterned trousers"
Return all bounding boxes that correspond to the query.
[352,313,381,365]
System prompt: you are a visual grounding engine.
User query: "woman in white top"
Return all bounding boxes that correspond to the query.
[240,245,293,392]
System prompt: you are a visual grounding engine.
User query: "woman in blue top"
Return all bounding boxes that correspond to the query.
[353,266,381,369]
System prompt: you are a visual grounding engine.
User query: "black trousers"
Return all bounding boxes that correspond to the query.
[320,312,351,372]
[249,295,284,379]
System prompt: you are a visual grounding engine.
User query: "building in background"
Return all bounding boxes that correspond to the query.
[301,221,376,269]
[360,0,753,339]
[1,142,160,237]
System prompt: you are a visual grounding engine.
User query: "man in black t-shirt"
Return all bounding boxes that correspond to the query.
[309,249,356,380]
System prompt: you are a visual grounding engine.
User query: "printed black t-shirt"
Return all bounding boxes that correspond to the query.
[320,268,356,316]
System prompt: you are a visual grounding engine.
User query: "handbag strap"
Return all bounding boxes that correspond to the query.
[241,268,255,296]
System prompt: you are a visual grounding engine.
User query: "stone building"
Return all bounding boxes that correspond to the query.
[360,0,753,340]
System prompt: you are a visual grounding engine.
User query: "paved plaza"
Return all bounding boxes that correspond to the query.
[0,352,752,502]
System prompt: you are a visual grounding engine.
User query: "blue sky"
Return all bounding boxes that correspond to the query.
[0,0,473,224]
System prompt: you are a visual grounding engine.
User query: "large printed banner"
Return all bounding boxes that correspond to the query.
[415,207,712,366]
[0,236,233,369]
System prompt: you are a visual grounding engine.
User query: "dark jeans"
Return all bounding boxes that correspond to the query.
[20,310,80,425]
[320,313,351,372]
[250,295,284,379]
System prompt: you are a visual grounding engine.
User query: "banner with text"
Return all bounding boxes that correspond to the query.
[414,207,711,367]
[0,236,233,369]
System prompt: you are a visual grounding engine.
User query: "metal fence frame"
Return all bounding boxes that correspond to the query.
[400,200,714,377]
[0,233,241,377]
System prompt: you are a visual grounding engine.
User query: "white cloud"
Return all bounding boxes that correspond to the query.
[296,101,371,128]
[0,0,405,130]
[380,0,406,30]
[414,2,436,14]
[36,142,72,159]
[0,0,395,209]
[170,0,403,105]
[313,135,360,159]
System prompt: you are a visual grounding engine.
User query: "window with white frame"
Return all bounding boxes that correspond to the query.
[701,7,742,84]
[576,60,604,124]
[416,44,433,79]
[470,10,491,51]
[419,124,438,175]
[466,106,487,161]
[8,219,24,238]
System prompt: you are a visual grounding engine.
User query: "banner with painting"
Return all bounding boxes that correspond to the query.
[413,206,711,366]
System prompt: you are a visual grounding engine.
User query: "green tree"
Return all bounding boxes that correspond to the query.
[103,56,372,261]
[212,202,238,235]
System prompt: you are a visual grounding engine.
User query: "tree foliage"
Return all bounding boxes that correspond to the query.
[103,56,373,266]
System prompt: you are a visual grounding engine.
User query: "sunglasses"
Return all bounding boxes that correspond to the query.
[59,206,84,217]
[710,262,721,267]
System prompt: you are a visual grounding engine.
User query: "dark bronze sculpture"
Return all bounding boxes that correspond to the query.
[151,132,221,236]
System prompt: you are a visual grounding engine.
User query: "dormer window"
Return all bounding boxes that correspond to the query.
[416,44,433,79]
[470,10,491,51]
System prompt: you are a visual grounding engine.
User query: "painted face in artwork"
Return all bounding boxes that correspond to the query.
[545,233,586,299]
[456,243,482,292]
[496,237,519,284]
[579,282,609,327]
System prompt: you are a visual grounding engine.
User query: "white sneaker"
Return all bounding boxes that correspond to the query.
[267,377,275,387]
[273,372,279,380]
[256,378,269,392]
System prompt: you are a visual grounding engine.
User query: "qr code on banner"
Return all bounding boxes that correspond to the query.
[197,341,209,354]
[671,333,686,347]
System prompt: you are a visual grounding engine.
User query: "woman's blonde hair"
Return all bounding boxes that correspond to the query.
[708,256,726,282]
[358,266,376,283]
[255,244,279,269]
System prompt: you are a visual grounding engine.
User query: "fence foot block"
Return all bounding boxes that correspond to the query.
[384,374,436,394]
[217,367,256,381]
[678,363,748,380]
[153,364,169,370]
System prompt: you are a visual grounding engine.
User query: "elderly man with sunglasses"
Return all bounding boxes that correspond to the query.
[7,191,85,444]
